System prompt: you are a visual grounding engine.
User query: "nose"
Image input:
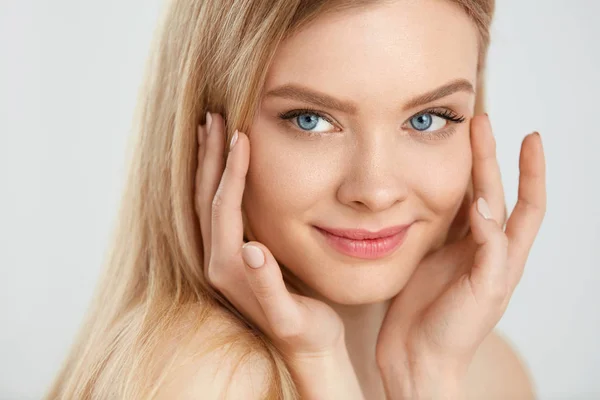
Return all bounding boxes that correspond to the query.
[336,135,409,213]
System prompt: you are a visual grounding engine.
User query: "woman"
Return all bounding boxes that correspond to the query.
[47,0,546,398]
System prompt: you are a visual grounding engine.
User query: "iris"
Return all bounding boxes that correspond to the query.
[410,114,433,131]
[297,114,319,130]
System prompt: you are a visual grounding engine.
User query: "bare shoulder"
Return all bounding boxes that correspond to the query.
[465,330,535,400]
[153,306,273,400]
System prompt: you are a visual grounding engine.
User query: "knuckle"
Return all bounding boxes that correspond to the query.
[500,233,509,248]
[421,314,448,352]
[206,264,225,289]
[479,273,508,304]
[494,232,509,250]
[250,278,275,301]
[211,191,225,218]
[486,281,508,304]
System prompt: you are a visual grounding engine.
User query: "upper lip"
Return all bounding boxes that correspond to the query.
[315,224,412,240]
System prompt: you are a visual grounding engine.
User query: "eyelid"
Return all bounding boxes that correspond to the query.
[281,106,464,124]
[278,106,466,139]
[403,107,465,141]
[279,107,336,124]
[278,107,340,136]
[406,106,466,124]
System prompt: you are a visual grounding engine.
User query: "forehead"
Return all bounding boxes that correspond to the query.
[263,0,479,112]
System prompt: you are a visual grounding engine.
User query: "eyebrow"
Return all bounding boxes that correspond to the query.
[264,79,475,115]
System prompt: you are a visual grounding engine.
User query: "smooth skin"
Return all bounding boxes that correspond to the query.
[194,112,545,399]
[187,2,546,399]
[197,114,363,399]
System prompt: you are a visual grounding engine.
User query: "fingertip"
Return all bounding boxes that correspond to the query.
[484,112,491,125]
[521,131,546,169]
[524,130,540,144]
[476,197,493,221]
[472,113,490,127]
[229,129,250,152]
[242,243,265,269]
[532,131,544,150]
[206,111,212,131]
[236,130,248,146]
[243,241,279,271]
[470,113,495,150]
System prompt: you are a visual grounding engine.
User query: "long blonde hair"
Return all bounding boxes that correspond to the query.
[46,0,495,398]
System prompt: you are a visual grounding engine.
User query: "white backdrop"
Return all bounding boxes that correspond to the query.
[1,1,599,399]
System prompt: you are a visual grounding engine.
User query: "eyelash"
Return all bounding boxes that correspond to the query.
[277,107,466,140]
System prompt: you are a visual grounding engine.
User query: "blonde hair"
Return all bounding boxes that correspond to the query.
[46,0,495,398]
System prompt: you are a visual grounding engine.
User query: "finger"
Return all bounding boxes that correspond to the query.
[195,124,207,215]
[210,129,248,259]
[419,198,507,353]
[505,132,546,287]
[199,112,226,270]
[241,242,303,338]
[467,196,509,305]
[470,114,507,225]
[195,123,208,264]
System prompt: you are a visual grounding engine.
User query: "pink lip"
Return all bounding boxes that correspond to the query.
[314,224,412,260]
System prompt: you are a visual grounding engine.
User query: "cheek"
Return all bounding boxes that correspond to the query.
[242,127,340,236]
[408,136,472,215]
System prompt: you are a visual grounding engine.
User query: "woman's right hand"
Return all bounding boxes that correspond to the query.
[195,112,364,399]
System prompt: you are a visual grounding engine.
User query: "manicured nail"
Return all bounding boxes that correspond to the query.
[242,244,264,268]
[230,129,239,151]
[206,111,212,133]
[477,197,493,220]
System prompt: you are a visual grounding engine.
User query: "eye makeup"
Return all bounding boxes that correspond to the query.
[277,106,467,140]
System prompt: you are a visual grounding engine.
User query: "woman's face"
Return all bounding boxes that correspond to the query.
[242,0,479,305]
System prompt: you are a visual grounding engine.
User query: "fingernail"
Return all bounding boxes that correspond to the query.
[477,197,493,220]
[242,244,264,268]
[230,129,239,151]
[206,111,212,133]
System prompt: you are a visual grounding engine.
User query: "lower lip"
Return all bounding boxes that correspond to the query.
[315,225,411,260]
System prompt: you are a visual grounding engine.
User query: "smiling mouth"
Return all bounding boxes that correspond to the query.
[313,224,412,260]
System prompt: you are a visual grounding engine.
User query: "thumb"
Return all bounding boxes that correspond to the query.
[241,242,304,338]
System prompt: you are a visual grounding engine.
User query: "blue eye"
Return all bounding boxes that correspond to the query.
[278,107,466,140]
[410,113,445,131]
[278,109,336,137]
[296,113,320,130]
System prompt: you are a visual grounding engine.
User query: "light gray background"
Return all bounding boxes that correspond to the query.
[1,1,598,399]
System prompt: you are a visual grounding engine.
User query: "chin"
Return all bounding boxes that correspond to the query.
[273,222,432,306]
[283,260,415,306]
[323,286,400,305]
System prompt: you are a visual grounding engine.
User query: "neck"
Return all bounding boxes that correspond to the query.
[285,272,391,399]
[329,299,392,399]
[336,299,391,392]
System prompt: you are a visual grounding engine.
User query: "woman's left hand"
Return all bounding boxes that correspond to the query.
[375,114,546,399]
